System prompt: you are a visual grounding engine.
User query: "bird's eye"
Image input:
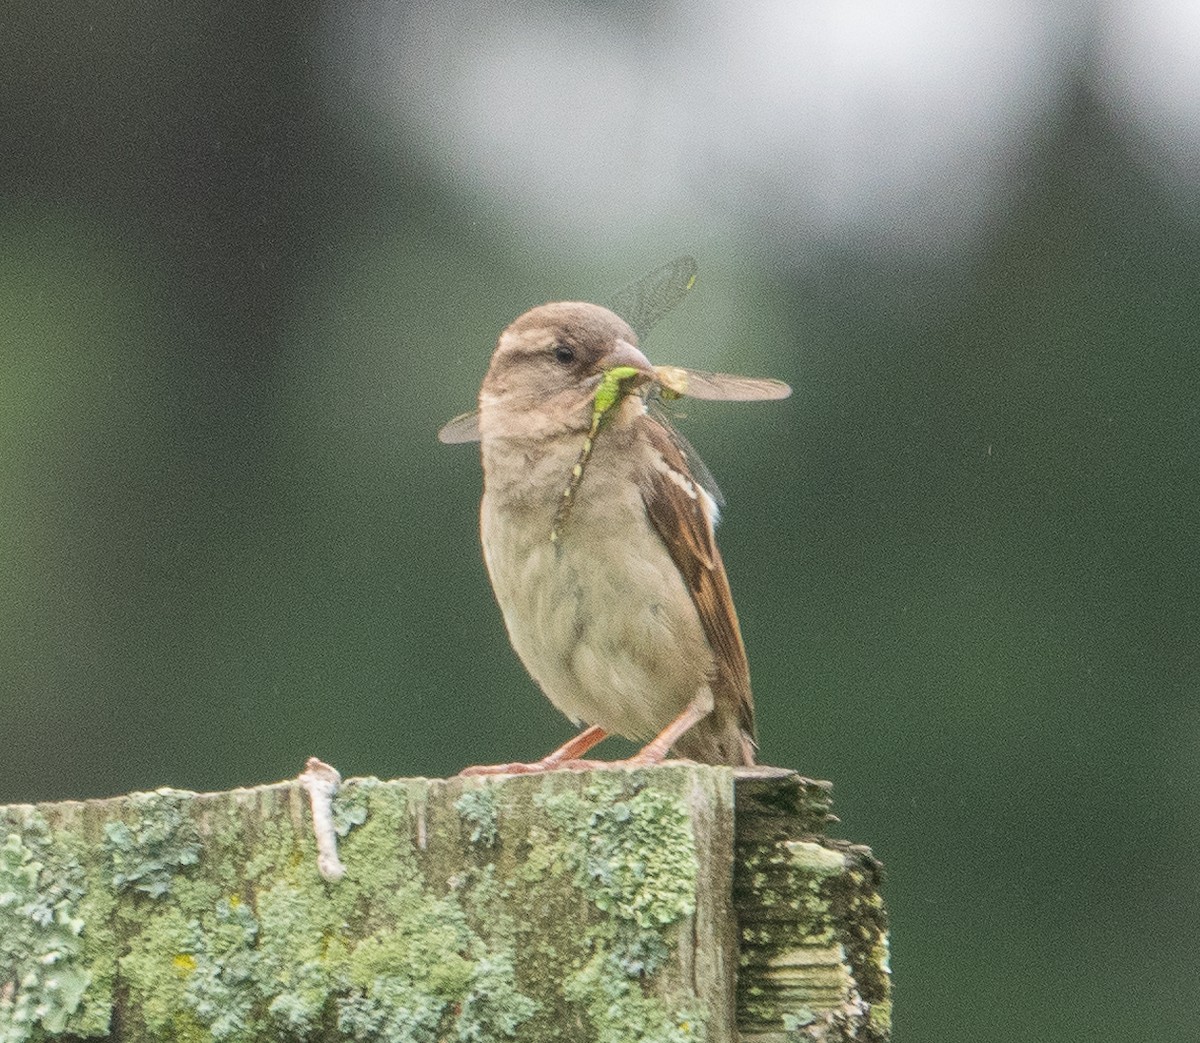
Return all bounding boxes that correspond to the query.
[553,344,576,365]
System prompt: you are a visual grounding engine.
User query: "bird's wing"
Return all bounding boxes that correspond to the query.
[637,417,756,753]
[438,409,482,444]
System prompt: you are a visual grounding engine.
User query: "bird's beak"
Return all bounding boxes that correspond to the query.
[604,339,656,384]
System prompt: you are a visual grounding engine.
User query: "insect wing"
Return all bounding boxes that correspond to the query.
[656,367,792,402]
[441,257,697,442]
[606,256,698,340]
[645,400,726,510]
[439,258,789,441]
[671,424,726,511]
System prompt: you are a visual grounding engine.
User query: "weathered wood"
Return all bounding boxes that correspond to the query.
[0,765,889,1042]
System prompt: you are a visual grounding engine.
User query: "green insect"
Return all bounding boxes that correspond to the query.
[437,256,789,543]
[549,364,644,543]
[591,364,643,425]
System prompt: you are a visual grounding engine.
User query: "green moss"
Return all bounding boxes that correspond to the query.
[104,791,201,898]
[564,953,706,1043]
[335,916,476,1043]
[114,780,538,1043]
[512,821,565,884]
[539,773,697,975]
[535,771,704,1042]
[254,878,340,1035]
[0,831,89,1041]
[121,893,280,1042]
[868,998,893,1035]
[449,864,537,1041]
[119,904,206,1042]
[331,783,537,1043]
[455,787,500,847]
[0,809,116,1042]
[330,778,372,838]
[4,769,753,1042]
[781,1009,817,1030]
[186,898,265,1040]
[455,951,539,1042]
[736,821,890,1039]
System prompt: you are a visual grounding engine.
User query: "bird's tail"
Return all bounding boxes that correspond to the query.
[672,714,757,767]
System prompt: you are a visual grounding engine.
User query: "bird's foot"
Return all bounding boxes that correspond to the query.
[459,755,700,777]
[459,761,553,777]
[459,757,615,775]
[558,755,700,771]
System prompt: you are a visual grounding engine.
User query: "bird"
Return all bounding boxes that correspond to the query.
[439,271,790,772]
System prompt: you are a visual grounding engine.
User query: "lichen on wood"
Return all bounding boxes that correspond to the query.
[0,765,889,1043]
[734,773,891,1042]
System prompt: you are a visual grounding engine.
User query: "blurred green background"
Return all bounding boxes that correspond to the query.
[2,3,1197,1040]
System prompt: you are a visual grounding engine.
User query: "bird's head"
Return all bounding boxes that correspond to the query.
[478,302,655,440]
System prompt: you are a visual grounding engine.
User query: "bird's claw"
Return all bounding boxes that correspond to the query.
[459,754,700,777]
[460,757,614,775]
[459,762,548,777]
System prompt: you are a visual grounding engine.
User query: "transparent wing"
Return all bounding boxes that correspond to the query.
[642,365,792,511]
[438,257,791,440]
[643,400,725,510]
[606,256,698,339]
[437,409,482,444]
[654,366,792,402]
[670,425,726,511]
[441,257,702,441]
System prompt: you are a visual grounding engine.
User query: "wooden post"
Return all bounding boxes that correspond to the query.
[0,765,890,1042]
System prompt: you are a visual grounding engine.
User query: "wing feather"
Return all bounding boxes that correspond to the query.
[438,409,482,444]
[637,418,756,758]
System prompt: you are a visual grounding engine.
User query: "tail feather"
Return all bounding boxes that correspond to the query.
[672,713,757,766]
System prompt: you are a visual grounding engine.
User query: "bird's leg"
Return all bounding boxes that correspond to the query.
[622,697,709,767]
[539,725,610,766]
[459,725,608,776]
[557,697,710,771]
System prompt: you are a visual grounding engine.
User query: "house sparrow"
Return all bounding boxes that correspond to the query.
[440,288,790,772]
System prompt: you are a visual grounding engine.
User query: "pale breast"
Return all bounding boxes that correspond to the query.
[480,428,715,739]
